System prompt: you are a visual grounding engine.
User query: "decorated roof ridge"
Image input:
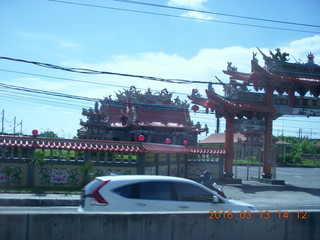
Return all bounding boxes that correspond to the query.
[257,47,320,80]
[187,95,210,108]
[187,146,226,155]
[205,89,276,113]
[222,70,252,81]
[0,136,144,153]
[251,60,320,85]
[0,135,226,155]
[102,85,190,109]
[0,135,142,145]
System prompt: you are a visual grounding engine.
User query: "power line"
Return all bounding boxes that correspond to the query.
[1,82,319,136]
[0,82,194,112]
[0,89,89,109]
[48,0,320,34]
[114,0,320,28]
[0,68,126,89]
[0,68,198,97]
[0,82,98,102]
[0,56,210,84]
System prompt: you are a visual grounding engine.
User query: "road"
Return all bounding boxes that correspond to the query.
[233,165,320,188]
[223,166,320,210]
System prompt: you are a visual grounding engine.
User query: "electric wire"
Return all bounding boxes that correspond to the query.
[114,0,320,28]
[1,59,319,136]
[0,56,211,84]
[48,0,320,34]
[0,68,193,97]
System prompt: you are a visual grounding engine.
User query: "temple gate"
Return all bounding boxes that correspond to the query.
[189,48,320,180]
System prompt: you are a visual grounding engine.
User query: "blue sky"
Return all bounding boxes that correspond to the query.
[1,0,320,140]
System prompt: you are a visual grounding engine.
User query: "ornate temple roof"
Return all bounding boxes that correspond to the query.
[188,87,275,119]
[189,48,320,120]
[81,86,207,132]
[205,90,276,114]
[257,48,320,81]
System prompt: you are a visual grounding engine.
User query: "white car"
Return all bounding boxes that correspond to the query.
[79,175,255,212]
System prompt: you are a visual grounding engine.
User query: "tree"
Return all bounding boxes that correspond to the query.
[39,130,58,138]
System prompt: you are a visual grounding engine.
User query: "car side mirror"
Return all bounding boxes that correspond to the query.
[212,195,219,203]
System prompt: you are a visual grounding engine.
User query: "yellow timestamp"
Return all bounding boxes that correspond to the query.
[208,210,308,220]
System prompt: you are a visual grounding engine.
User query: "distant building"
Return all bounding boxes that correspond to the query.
[199,132,264,161]
[78,86,208,145]
[199,132,246,147]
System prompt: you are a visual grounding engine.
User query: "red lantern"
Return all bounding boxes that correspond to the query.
[165,138,171,144]
[138,135,145,142]
[191,105,199,112]
[183,140,188,146]
[32,129,38,136]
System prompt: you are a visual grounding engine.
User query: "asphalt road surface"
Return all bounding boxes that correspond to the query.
[222,166,320,210]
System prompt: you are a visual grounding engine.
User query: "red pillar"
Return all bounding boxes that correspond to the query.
[224,113,234,178]
[288,88,295,107]
[262,113,273,178]
[262,86,274,178]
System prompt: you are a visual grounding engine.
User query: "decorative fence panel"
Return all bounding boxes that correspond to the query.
[0,136,225,189]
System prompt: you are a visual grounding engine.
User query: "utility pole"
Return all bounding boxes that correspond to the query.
[13,117,16,134]
[20,120,23,134]
[1,110,4,134]
[216,117,220,133]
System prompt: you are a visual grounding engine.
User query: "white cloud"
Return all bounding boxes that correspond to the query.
[22,32,80,49]
[285,35,320,63]
[168,0,208,9]
[6,35,320,139]
[167,0,212,21]
[181,11,213,20]
[63,35,320,102]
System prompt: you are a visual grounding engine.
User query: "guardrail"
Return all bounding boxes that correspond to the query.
[0,210,319,240]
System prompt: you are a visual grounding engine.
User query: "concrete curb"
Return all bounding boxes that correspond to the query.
[0,198,80,206]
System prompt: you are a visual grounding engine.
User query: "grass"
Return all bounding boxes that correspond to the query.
[234,159,261,165]
[234,159,320,167]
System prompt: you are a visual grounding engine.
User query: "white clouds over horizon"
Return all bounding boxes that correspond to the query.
[21,32,80,49]
[168,0,208,9]
[167,0,213,20]
[10,35,320,102]
[54,35,320,101]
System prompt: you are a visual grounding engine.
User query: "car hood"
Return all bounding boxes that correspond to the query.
[227,199,256,210]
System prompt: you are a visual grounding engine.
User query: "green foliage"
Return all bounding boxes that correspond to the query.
[277,154,293,165]
[79,161,95,186]
[300,140,314,154]
[79,161,94,175]
[39,130,58,138]
[4,166,14,175]
[28,150,46,167]
[277,136,319,166]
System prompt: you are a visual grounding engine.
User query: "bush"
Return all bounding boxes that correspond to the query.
[277,154,293,165]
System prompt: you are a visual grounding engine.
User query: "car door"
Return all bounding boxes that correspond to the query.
[173,182,226,211]
[131,181,177,212]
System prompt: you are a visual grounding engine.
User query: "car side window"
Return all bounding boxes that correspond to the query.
[139,182,172,200]
[114,181,172,200]
[174,182,213,202]
[114,183,138,198]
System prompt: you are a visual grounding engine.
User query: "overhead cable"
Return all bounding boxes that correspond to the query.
[48,0,320,34]
[114,0,320,28]
[0,56,212,84]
